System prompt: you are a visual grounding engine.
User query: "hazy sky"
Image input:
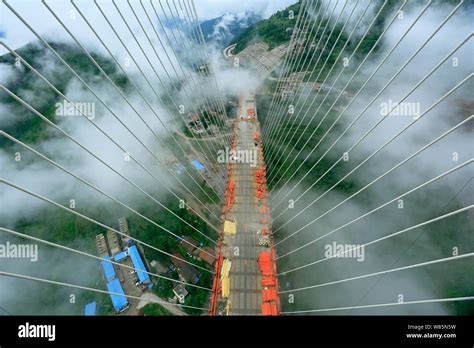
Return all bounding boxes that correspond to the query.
[0,0,297,50]
[193,0,297,19]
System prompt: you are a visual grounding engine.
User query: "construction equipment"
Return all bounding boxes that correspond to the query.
[262,288,278,302]
[262,302,278,316]
[258,251,273,276]
[261,276,276,287]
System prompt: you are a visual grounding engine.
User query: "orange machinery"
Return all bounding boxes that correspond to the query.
[259,251,279,315]
[227,181,235,211]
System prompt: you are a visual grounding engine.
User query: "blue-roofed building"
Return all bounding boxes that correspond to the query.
[129,245,151,285]
[191,159,205,172]
[84,301,96,316]
[106,279,128,312]
[113,250,128,262]
[101,256,116,282]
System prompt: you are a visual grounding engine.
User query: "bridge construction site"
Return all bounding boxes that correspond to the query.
[210,94,280,315]
[1,0,472,333]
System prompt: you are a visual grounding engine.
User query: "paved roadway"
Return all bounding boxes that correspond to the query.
[222,44,236,59]
[220,95,273,315]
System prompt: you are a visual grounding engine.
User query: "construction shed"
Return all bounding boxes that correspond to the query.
[84,301,96,316]
[106,278,128,312]
[191,159,205,172]
[113,250,128,262]
[101,256,116,282]
[129,245,151,285]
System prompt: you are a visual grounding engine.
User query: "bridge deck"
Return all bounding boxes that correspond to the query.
[210,95,279,315]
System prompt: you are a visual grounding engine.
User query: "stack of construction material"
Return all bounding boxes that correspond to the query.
[255,168,265,200]
[256,169,264,184]
[256,185,264,200]
[262,288,278,302]
[261,276,276,287]
[258,252,273,276]
[227,181,235,211]
[220,259,232,299]
[262,302,278,315]
[248,107,255,119]
[223,220,236,236]
[258,252,278,315]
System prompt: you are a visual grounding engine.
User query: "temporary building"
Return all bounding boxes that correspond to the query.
[191,160,205,172]
[129,245,151,284]
[84,301,96,316]
[113,250,128,262]
[101,256,116,282]
[106,278,128,312]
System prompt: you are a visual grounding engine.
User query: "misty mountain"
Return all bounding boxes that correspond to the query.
[0,41,129,146]
[199,12,261,48]
[232,2,300,53]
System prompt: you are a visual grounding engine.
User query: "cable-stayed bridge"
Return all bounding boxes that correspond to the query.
[0,0,472,316]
